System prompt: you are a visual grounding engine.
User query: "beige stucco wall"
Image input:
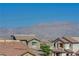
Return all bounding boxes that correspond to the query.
[28,40,40,50]
[50,42,58,49]
[50,43,54,49]
[64,44,70,49]
[73,44,79,52]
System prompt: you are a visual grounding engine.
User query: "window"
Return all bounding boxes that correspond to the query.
[59,43,63,48]
[70,44,72,49]
[32,42,37,45]
[54,43,55,47]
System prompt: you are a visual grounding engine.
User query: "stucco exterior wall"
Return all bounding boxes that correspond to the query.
[28,40,40,50]
[64,44,70,49]
[50,43,54,49]
[73,44,79,52]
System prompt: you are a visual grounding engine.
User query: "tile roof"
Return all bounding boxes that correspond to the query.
[71,37,79,42]
[75,50,79,55]
[40,40,50,45]
[59,38,69,43]
[0,40,39,56]
[52,48,65,53]
[62,36,79,43]
[52,48,73,53]
[24,47,39,56]
[13,34,40,41]
[52,37,69,43]
[53,36,79,44]
[64,49,73,53]
[0,41,27,56]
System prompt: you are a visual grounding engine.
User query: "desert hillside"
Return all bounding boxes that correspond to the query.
[0,22,79,40]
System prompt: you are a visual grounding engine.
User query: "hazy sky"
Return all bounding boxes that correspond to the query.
[0,3,79,28]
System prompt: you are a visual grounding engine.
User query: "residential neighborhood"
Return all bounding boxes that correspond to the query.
[0,34,79,56]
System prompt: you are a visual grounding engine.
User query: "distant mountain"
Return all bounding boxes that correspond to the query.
[0,22,79,40]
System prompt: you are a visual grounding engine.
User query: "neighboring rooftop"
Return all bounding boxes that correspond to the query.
[0,40,40,56]
[62,36,79,43]
[52,36,79,44]
[52,48,65,53]
[71,37,79,42]
[13,34,39,41]
[52,37,69,43]
[0,41,27,56]
[75,50,79,55]
[64,49,73,53]
[14,34,36,36]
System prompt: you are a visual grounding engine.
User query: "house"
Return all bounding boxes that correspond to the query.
[62,36,79,53]
[11,34,41,50]
[0,39,41,56]
[28,38,41,50]
[10,34,36,45]
[51,37,76,56]
[1,34,79,56]
[10,34,52,56]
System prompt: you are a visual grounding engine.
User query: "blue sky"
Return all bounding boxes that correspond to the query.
[0,3,79,28]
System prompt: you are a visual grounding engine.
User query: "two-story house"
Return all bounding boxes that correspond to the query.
[51,36,79,56]
[10,34,79,56]
[63,37,79,56]
[10,34,41,50]
[0,39,41,56]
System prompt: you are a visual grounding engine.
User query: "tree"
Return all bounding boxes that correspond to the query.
[40,44,51,56]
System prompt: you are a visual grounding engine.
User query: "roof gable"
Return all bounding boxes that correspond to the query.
[52,38,69,44]
[12,34,40,42]
[28,38,40,42]
[22,52,36,56]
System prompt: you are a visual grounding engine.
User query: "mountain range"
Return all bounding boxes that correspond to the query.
[0,21,79,40]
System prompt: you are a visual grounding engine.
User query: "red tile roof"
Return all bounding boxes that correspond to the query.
[0,40,40,56]
[0,42,27,56]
